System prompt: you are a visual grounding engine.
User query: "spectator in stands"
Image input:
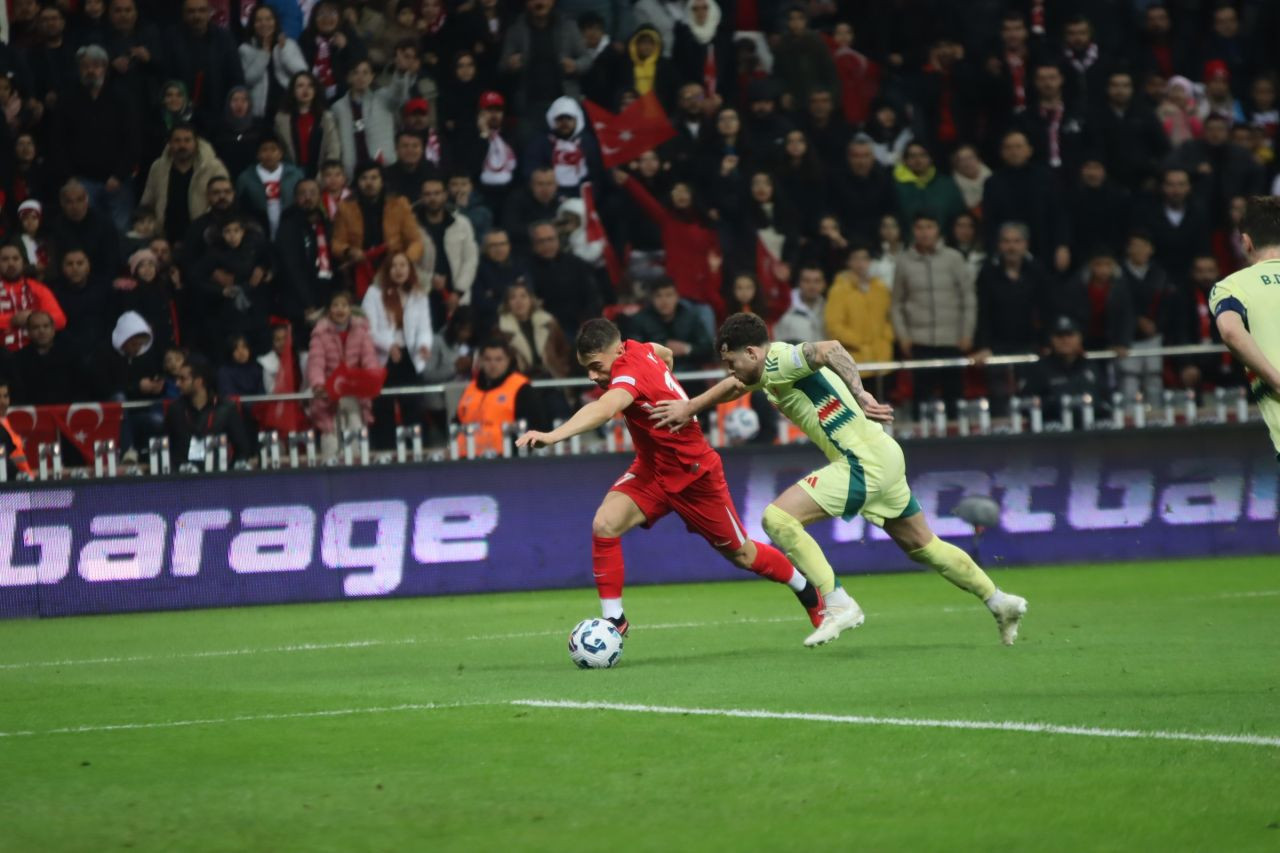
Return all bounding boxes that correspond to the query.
[618,25,676,110]
[1060,15,1109,114]
[400,97,449,173]
[1202,8,1249,96]
[500,0,589,124]
[1058,249,1134,353]
[418,177,479,329]
[141,123,232,245]
[50,45,138,233]
[527,220,601,337]
[332,59,399,179]
[625,278,712,371]
[1158,77,1203,147]
[1170,114,1265,230]
[741,78,793,160]
[862,98,911,168]
[422,305,475,438]
[524,97,600,196]
[614,167,721,316]
[950,145,990,217]
[50,180,121,281]
[0,378,32,478]
[275,179,334,345]
[27,5,77,105]
[773,263,826,344]
[111,248,176,352]
[772,5,838,113]
[472,229,526,337]
[307,289,380,460]
[165,355,253,467]
[275,71,341,179]
[893,142,965,232]
[455,338,545,455]
[16,200,50,280]
[216,333,266,397]
[981,9,1043,126]
[672,0,734,107]
[438,51,483,138]
[1120,230,1176,402]
[195,216,272,354]
[50,248,111,361]
[868,213,903,288]
[448,173,494,240]
[318,159,350,220]
[106,0,163,125]
[658,84,709,180]
[909,36,970,159]
[13,311,88,405]
[1173,253,1242,393]
[827,21,877,127]
[972,223,1053,411]
[99,310,166,459]
[1068,157,1131,261]
[502,167,560,258]
[455,91,518,211]
[891,212,975,416]
[166,0,246,134]
[236,134,303,239]
[1133,167,1211,290]
[385,130,435,201]
[1090,69,1169,192]
[362,251,432,448]
[332,162,425,288]
[214,86,267,182]
[982,130,1071,273]
[778,127,828,236]
[826,243,892,369]
[831,136,896,245]
[238,2,307,119]
[299,0,364,102]
[950,212,987,279]
[1021,315,1112,422]
[721,271,768,319]
[12,134,53,217]
[178,175,241,279]
[498,280,570,377]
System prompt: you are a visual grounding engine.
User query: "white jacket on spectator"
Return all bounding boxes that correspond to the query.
[361,284,434,374]
[557,198,604,267]
[331,88,399,179]
[239,39,308,118]
[425,212,479,302]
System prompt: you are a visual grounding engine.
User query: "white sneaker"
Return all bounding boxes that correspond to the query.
[991,593,1028,646]
[803,602,865,647]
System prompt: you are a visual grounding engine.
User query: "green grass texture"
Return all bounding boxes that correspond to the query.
[1,556,1277,852]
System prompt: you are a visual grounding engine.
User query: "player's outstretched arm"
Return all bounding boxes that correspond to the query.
[1217,312,1280,391]
[801,340,895,423]
[650,376,745,430]
[515,388,635,449]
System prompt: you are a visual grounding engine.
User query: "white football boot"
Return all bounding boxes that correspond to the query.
[990,593,1028,646]
[803,601,865,647]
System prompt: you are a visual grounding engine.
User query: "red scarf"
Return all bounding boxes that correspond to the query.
[703,45,717,97]
[426,10,448,34]
[1007,51,1027,111]
[296,112,316,167]
[425,129,442,166]
[314,36,336,96]
[1041,103,1063,167]
[315,218,332,277]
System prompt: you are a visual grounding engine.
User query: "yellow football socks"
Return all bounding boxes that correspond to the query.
[908,536,997,599]
[761,504,838,595]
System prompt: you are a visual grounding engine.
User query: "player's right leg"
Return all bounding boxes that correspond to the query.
[763,469,866,647]
[881,512,1028,645]
[590,488,652,636]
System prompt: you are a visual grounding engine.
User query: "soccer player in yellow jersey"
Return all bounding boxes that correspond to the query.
[653,313,1028,647]
[1210,196,1280,461]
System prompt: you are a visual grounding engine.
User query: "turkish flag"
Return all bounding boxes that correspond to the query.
[584,93,676,168]
[581,181,622,286]
[50,402,125,460]
[5,405,60,450]
[325,363,387,401]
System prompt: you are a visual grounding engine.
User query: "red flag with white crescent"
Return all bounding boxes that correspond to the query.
[583,93,676,168]
[325,363,388,401]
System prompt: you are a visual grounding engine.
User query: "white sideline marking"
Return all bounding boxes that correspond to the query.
[0,702,476,739]
[1216,589,1280,599]
[511,700,1280,749]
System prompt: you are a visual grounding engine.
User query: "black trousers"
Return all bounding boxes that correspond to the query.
[370,356,427,450]
[911,345,965,419]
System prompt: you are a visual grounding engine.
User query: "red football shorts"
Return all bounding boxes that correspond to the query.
[609,458,749,550]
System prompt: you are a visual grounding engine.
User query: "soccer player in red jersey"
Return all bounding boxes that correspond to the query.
[516,318,823,635]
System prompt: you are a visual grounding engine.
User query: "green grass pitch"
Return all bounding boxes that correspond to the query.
[2,555,1278,852]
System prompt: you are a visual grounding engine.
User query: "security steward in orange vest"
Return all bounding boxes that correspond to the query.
[0,377,32,477]
[456,340,544,456]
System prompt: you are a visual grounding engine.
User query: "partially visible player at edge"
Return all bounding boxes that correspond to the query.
[515,318,825,636]
[1210,196,1280,463]
[652,313,1028,646]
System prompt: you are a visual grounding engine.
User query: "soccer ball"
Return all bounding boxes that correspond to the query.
[568,618,624,669]
[722,406,760,443]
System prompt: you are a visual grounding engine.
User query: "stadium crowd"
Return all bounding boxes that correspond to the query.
[0,0,1275,463]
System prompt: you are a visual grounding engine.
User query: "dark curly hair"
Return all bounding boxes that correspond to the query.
[716,312,770,353]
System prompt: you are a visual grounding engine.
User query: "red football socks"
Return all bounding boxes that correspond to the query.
[749,540,798,585]
[591,535,625,600]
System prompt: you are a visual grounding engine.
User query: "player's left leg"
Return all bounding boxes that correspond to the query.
[881,511,1028,646]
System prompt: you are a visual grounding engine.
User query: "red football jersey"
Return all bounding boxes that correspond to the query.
[609,339,718,490]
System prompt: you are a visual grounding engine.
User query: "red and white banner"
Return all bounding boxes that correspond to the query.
[6,402,125,459]
[583,93,676,168]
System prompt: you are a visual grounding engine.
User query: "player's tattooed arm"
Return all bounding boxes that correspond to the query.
[650,377,745,430]
[804,340,895,424]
